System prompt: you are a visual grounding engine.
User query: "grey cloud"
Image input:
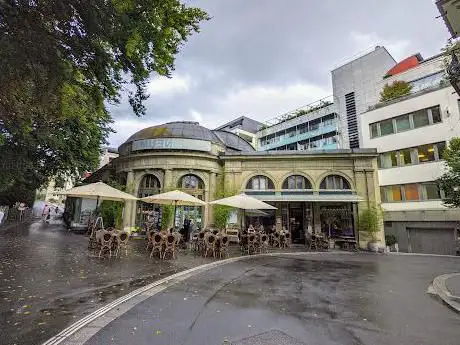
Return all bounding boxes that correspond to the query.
[108,0,449,146]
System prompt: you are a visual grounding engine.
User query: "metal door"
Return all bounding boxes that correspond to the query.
[408,227,456,255]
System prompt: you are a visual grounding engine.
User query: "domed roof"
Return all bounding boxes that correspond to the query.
[125,121,222,144]
[213,130,255,152]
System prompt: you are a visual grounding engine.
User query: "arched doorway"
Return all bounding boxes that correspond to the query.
[177,174,205,229]
[137,174,161,231]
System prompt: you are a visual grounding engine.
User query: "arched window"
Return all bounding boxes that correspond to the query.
[178,174,205,200]
[246,175,275,190]
[179,174,204,190]
[282,175,312,189]
[138,174,161,197]
[320,175,351,190]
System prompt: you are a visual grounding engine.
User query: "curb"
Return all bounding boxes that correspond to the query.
[41,251,343,345]
[429,273,460,313]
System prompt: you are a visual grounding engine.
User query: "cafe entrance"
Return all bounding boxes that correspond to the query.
[280,202,313,244]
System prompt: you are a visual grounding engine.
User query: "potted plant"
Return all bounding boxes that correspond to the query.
[385,234,397,252]
[358,205,382,252]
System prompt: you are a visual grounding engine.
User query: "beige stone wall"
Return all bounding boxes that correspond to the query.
[221,152,384,249]
[115,150,384,249]
[115,151,222,229]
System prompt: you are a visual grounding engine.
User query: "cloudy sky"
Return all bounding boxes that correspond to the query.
[108,0,450,147]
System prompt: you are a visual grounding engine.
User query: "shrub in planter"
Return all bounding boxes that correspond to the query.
[358,205,383,252]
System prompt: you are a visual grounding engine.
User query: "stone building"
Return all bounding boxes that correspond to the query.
[93,121,382,249]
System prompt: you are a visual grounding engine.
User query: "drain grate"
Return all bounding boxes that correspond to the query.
[232,330,307,345]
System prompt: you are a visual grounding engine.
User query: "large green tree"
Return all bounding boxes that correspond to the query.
[0,0,208,204]
[438,138,460,208]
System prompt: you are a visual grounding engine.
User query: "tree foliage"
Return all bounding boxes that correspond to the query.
[379,80,412,103]
[0,1,208,202]
[438,138,460,208]
[358,205,382,242]
[213,173,235,230]
[97,179,126,228]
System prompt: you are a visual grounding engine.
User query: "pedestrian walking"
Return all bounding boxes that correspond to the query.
[42,204,50,222]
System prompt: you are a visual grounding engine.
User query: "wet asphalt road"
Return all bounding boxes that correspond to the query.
[86,254,460,345]
[0,221,216,345]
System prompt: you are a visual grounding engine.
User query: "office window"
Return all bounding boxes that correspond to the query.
[380,119,394,135]
[298,123,307,134]
[370,123,379,138]
[436,141,446,160]
[380,152,398,168]
[418,144,435,163]
[431,106,442,123]
[404,184,420,201]
[395,115,411,132]
[286,127,296,137]
[382,186,402,202]
[399,149,413,166]
[309,119,320,131]
[413,109,430,128]
[423,183,441,200]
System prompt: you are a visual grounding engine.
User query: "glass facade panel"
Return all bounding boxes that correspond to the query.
[413,110,430,128]
[380,152,398,168]
[370,123,379,138]
[395,115,411,132]
[436,141,446,159]
[380,119,394,135]
[424,183,441,200]
[418,144,435,163]
[399,149,413,166]
[382,186,402,202]
[404,184,420,201]
[431,106,442,124]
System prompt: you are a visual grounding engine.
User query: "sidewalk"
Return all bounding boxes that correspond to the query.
[445,274,460,297]
[430,273,460,312]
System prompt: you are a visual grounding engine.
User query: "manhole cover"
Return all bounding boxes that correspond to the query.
[232,330,307,345]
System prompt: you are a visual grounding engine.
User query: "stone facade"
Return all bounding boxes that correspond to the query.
[114,147,383,249]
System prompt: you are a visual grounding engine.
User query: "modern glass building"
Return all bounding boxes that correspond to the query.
[256,99,340,152]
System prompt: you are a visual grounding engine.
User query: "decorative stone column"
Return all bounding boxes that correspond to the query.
[163,169,173,190]
[123,170,136,231]
[207,172,217,226]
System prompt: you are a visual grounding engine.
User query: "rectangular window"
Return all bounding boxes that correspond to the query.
[380,119,394,135]
[431,106,442,124]
[418,144,436,163]
[286,127,296,137]
[413,109,430,128]
[395,115,411,132]
[423,183,441,200]
[382,186,402,202]
[309,119,320,131]
[404,184,420,201]
[436,141,446,160]
[399,149,413,166]
[298,124,307,134]
[370,123,379,138]
[380,152,398,168]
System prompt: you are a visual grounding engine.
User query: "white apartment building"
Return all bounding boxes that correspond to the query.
[360,53,460,254]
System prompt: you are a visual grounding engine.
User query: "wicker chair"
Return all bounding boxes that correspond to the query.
[99,232,113,258]
[204,233,216,258]
[146,230,156,250]
[197,231,206,254]
[260,234,269,253]
[219,235,230,258]
[247,234,257,255]
[150,233,164,258]
[272,232,281,248]
[163,234,177,259]
[279,232,286,248]
[284,232,291,248]
[116,231,129,257]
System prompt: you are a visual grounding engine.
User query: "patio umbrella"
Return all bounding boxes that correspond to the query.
[209,193,276,230]
[140,190,206,227]
[61,181,138,206]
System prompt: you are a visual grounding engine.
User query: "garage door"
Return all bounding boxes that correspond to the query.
[408,227,456,255]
